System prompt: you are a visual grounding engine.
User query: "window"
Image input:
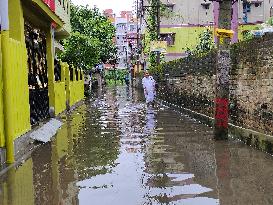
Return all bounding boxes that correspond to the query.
[163,3,175,12]
[130,25,135,31]
[249,0,262,8]
[121,24,126,30]
[201,2,211,10]
[254,2,262,7]
[160,33,176,46]
[243,2,251,13]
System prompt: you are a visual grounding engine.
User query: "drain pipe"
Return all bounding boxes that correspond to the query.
[0,0,14,163]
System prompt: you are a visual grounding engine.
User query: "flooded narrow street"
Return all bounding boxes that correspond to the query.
[0,86,273,205]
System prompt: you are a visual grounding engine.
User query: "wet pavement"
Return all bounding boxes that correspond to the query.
[0,86,273,205]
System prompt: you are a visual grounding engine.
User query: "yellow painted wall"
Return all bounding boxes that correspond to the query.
[0,34,5,147]
[6,39,30,138]
[0,0,31,162]
[65,66,84,107]
[238,24,260,41]
[69,80,84,107]
[0,0,82,163]
[53,62,68,115]
[8,0,31,140]
[161,24,261,55]
[161,27,211,53]
[54,82,66,115]
[2,32,31,163]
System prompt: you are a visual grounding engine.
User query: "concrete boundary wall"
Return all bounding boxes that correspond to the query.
[50,62,84,116]
[53,62,68,115]
[160,33,273,153]
[65,64,84,108]
[0,0,82,164]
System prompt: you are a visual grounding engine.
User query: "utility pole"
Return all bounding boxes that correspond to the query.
[231,0,238,43]
[139,0,144,72]
[156,0,160,66]
[214,0,233,140]
[136,0,140,74]
[125,39,129,81]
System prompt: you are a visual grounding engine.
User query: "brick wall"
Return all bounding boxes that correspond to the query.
[230,34,273,134]
[160,33,273,135]
[160,50,216,117]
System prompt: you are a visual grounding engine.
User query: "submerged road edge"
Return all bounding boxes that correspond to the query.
[158,99,273,155]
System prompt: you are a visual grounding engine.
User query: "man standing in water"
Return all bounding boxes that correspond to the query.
[142,71,156,106]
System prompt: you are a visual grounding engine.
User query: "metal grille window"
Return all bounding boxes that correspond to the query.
[160,33,176,46]
[243,2,251,13]
[201,2,211,10]
[163,3,175,12]
[25,25,48,89]
[25,22,50,125]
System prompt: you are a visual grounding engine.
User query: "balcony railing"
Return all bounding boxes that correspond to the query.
[55,0,71,38]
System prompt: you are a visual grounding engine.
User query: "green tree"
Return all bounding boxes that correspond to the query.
[187,29,215,57]
[60,5,117,69]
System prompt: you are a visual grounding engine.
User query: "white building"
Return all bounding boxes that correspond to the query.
[115,17,129,69]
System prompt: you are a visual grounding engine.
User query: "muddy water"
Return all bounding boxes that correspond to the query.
[0,86,273,205]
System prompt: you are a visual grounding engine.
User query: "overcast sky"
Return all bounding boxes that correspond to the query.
[71,0,135,14]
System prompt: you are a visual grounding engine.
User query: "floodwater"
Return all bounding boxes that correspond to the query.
[0,86,273,205]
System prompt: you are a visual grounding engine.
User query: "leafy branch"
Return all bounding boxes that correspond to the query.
[186,29,215,57]
[60,4,117,70]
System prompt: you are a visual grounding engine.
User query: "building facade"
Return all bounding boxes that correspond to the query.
[104,10,138,69]
[116,16,129,69]
[143,0,272,62]
[0,0,84,163]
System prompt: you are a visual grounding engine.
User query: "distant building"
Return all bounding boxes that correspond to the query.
[115,16,129,69]
[143,0,272,62]
[104,10,138,69]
